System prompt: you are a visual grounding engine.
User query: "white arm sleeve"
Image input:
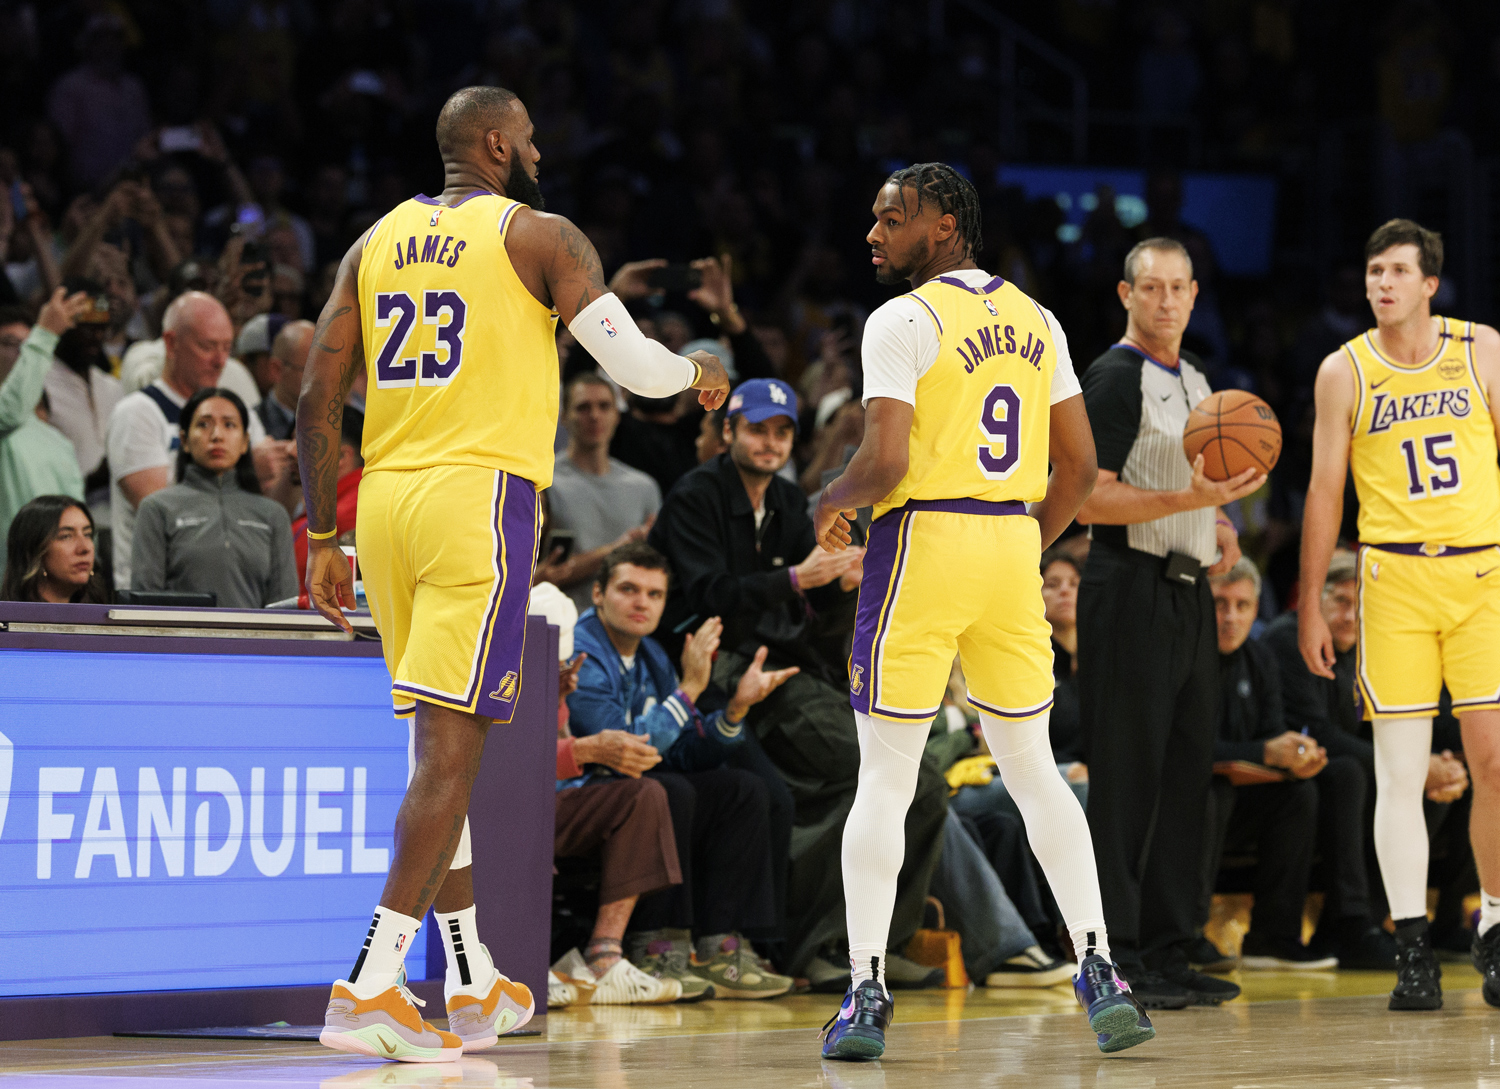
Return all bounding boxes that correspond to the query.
[1043,305,1082,405]
[860,297,938,406]
[568,292,697,399]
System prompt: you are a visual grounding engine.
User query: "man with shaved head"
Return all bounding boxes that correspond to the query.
[257,319,315,440]
[107,290,269,588]
[299,84,729,1061]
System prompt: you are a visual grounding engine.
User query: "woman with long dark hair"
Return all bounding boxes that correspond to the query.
[1,494,111,602]
[130,387,296,608]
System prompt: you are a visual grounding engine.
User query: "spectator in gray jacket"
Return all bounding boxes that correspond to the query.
[131,388,296,608]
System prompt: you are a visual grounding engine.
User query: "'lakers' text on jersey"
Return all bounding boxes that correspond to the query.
[358,192,560,486]
[850,269,1081,722]
[1344,315,1500,547]
[866,273,1075,520]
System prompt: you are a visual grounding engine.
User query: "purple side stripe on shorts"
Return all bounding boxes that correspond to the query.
[473,475,540,723]
[849,510,912,716]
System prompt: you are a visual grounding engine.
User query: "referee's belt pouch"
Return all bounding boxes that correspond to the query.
[1162,551,1202,586]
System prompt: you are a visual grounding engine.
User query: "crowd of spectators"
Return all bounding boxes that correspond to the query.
[0,0,1489,1006]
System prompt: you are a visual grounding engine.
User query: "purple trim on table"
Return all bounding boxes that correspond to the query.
[896,498,1027,518]
[0,617,558,1041]
[0,602,382,658]
[1366,542,1498,557]
[1112,341,1180,375]
[935,274,1005,294]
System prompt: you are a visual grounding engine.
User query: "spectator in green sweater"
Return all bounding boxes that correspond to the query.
[0,289,89,544]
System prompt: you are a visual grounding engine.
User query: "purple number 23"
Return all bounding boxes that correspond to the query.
[374,290,468,388]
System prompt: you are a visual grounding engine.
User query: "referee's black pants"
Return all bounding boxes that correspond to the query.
[1078,542,1217,974]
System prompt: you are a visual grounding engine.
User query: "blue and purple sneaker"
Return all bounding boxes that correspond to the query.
[1074,954,1155,1054]
[819,978,893,1061]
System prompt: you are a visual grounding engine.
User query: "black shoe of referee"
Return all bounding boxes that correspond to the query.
[1472,925,1500,1008]
[1157,964,1241,1005]
[1390,920,1442,1011]
[1115,967,1191,1010]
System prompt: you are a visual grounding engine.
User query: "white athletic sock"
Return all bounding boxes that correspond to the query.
[843,711,930,993]
[978,710,1109,962]
[436,900,495,997]
[1479,891,1500,938]
[1372,717,1434,921]
[346,905,422,994]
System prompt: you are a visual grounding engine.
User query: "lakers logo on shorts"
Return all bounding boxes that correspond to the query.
[850,665,865,696]
[489,670,520,704]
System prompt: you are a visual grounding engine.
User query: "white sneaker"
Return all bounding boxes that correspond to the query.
[547,970,578,1009]
[591,958,683,1005]
[550,948,597,1005]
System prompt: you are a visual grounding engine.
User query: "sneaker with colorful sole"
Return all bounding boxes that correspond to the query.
[320,978,463,1063]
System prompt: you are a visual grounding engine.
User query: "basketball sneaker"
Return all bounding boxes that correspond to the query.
[1390,924,1443,1010]
[1471,925,1500,1008]
[820,978,893,1061]
[320,977,463,1063]
[444,948,535,1051]
[629,928,715,1002]
[1073,954,1155,1054]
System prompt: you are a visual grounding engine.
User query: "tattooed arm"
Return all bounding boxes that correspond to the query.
[506,209,730,408]
[294,234,366,632]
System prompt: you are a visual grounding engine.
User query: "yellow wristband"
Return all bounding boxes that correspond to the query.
[690,359,703,387]
[306,526,339,541]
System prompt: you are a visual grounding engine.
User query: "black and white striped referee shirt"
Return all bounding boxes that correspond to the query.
[1081,343,1218,566]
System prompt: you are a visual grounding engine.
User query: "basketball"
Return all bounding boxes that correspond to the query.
[1182,390,1282,481]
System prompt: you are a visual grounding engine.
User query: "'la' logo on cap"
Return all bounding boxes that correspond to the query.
[769,384,788,405]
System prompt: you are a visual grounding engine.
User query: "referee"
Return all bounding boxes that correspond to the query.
[1075,238,1264,1007]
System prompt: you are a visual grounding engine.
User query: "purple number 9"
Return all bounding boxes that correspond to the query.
[421,290,467,384]
[976,384,1021,479]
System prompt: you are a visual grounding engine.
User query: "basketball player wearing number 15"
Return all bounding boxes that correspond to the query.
[811,164,1152,1062]
[295,86,729,1063]
[1299,219,1500,1013]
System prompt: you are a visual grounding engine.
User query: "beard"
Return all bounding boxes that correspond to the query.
[874,238,928,285]
[506,155,545,210]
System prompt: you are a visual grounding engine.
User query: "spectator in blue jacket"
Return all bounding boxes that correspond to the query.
[568,541,800,1000]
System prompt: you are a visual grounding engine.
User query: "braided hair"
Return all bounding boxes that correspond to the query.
[885,162,983,259]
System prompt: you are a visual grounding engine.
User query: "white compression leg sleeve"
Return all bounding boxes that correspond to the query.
[842,711,931,991]
[979,710,1108,958]
[1373,717,1434,921]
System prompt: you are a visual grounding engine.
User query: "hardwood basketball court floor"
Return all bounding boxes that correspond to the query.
[3,967,1495,1088]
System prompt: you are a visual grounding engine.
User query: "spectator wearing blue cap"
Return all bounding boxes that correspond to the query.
[647,376,950,989]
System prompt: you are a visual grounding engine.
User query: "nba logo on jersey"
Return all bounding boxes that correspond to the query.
[600,317,618,338]
[984,299,998,317]
[850,665,865,696]
[489,670,520,703]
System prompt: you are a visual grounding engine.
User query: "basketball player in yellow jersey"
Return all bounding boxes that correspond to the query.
[295,86,729,1062]
[811,164,1153,1062]
[1300,218,1500,1013]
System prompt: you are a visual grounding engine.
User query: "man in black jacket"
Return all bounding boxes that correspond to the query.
[648,378,950,985]
[1202,559,1339,968]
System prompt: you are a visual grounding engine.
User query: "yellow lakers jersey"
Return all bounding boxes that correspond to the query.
[875,275,1056,519]
[357,193,560,486]
[1344,316,1500,546]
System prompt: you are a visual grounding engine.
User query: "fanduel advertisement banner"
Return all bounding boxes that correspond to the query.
[0,649,414,997]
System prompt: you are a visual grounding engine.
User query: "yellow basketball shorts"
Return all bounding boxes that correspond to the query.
[356,465,541,721]
[1356,543,1500,718]
[849,499,1054,723]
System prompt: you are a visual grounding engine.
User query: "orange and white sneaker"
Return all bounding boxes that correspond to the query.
[320,977,463,1063]
[445,946,536,1052]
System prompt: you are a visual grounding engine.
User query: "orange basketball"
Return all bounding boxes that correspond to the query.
[1182,390,1282,481]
